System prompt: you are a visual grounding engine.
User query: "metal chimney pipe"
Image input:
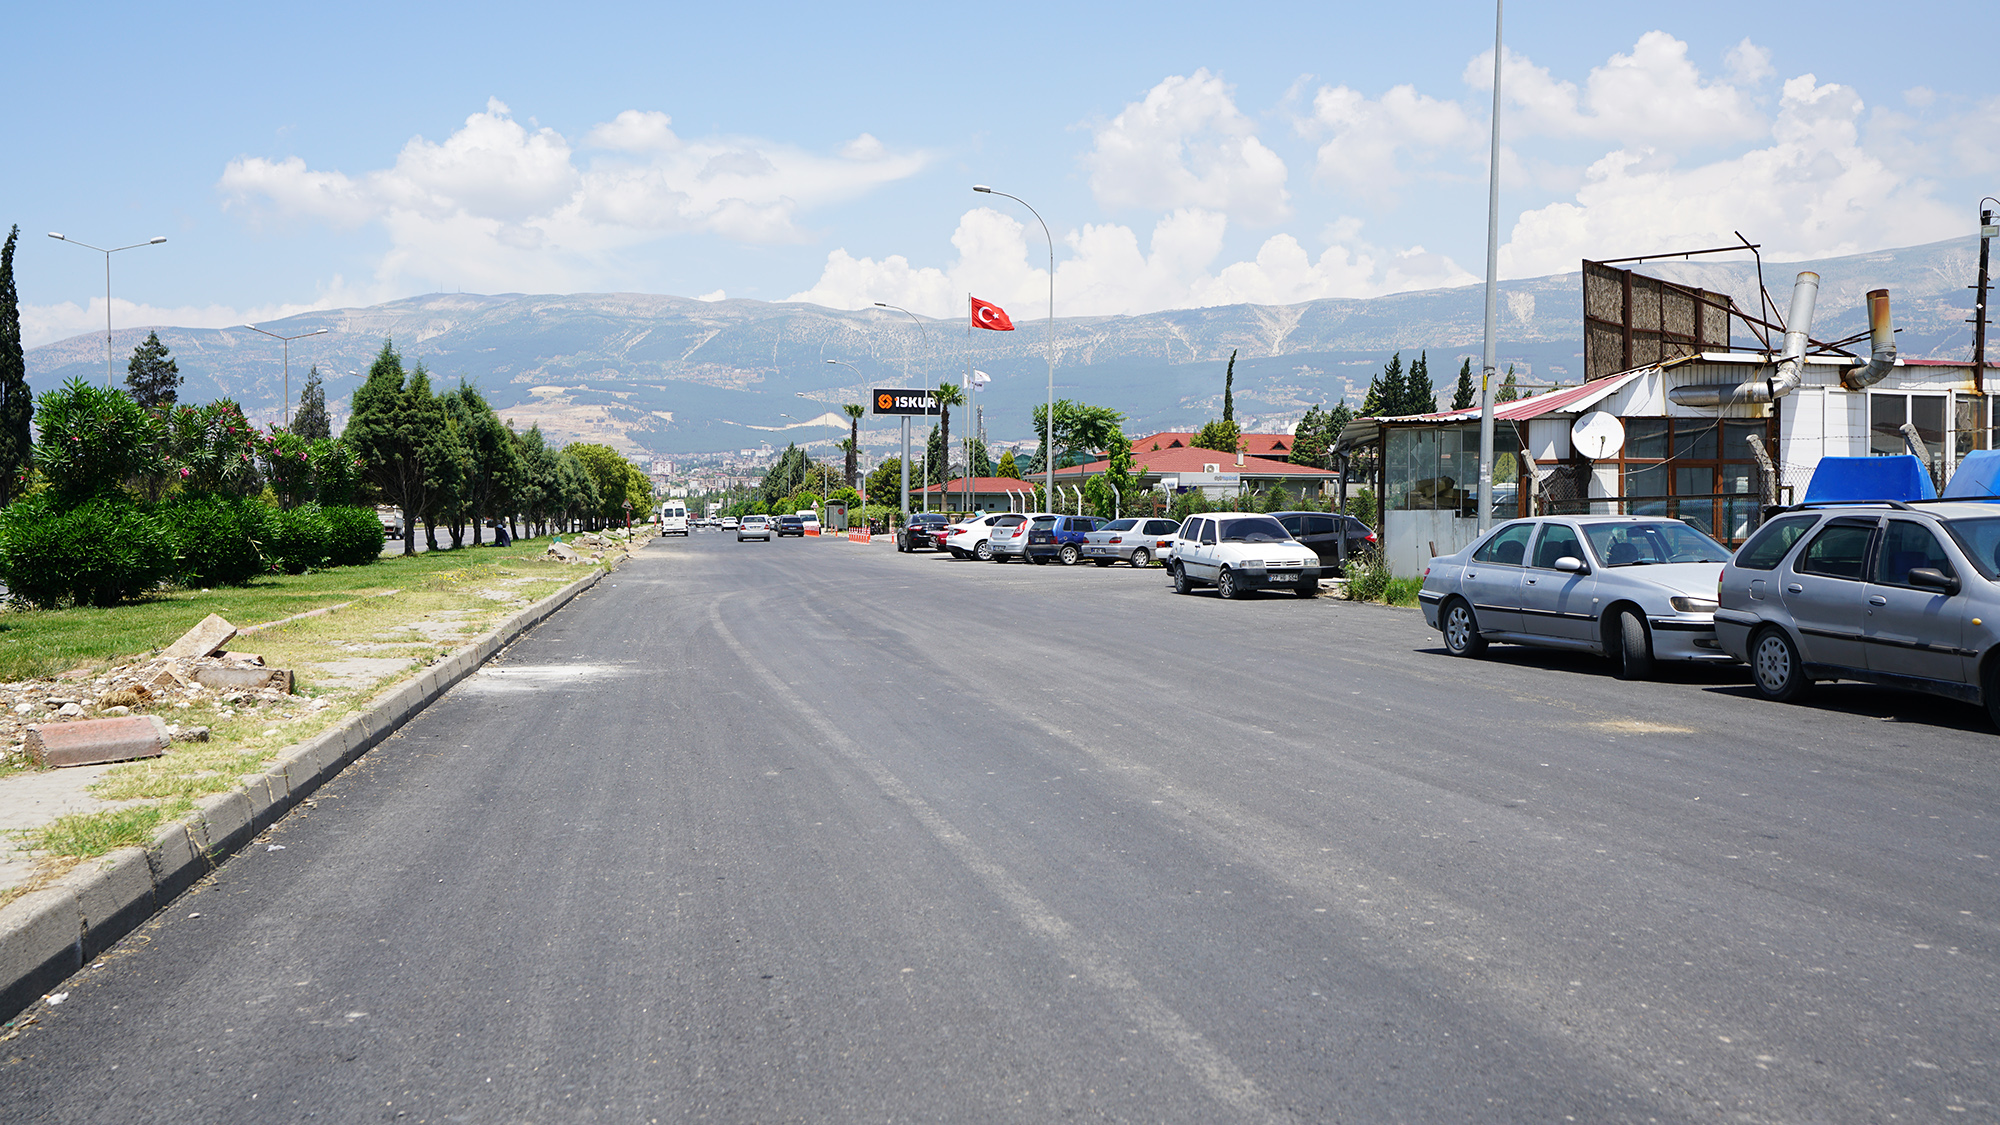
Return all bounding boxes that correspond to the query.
[1667,271,1821,407]
[1840,289,1897,390]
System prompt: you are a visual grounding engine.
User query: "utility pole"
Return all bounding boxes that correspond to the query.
[1974,201,1996,381]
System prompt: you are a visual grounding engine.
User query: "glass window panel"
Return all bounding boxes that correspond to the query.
[1956,395,1988,463]
[1531,523,1585,568]
[1472,522,1533,565]
[1673,421,1717,461]
[1875,520,1955,586]
[1675,466,1713,497]
[1795,522,1874,580]
[1871,394,1908,457]
[1624,463,1667,498]
[1736,514,1819,570]
[1626,418,1669,459]
[1722,421,1766,463]
[1912,395,1946,450]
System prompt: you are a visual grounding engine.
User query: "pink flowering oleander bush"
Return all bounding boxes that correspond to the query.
[31,378,163,506]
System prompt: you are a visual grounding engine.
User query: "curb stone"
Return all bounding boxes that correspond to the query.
[0,560,612,1024]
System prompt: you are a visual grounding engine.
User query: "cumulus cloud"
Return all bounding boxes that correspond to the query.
[1084,70,1291,225]
[1466,33,1766,148]
[19,286,370,350]
[785,207,1472,318]
[1304,83,1482,199]
[1499,74,1962,274]
[220,99,930,298]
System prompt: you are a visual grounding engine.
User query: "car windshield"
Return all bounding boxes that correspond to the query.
[1582,521,1730,566]
[1217,516,1291,543]
[1103,519,1138,532]
[1030,516,1057,528]
[1942,516,2000,580]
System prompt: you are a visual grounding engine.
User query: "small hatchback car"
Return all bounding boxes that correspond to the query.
[1419,516,1734,679]
[1167,513,1321,598]
[1715,500,2000,726]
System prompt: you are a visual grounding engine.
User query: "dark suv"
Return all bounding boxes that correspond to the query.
[1025,515,1105,565]
[897,511,953,553]
[1271,511,1376,573]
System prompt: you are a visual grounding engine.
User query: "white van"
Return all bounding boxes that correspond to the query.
[659,502,690,536]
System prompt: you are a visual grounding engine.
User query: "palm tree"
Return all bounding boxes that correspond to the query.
[935,382,967,484]
[841,402,864,486]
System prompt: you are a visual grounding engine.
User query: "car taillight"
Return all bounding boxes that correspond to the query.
[1423,566,1431,577]
[1109,536,1123,544]
[1366,532,1378,542]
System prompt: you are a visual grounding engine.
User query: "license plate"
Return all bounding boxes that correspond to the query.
[1269,573,1297,583]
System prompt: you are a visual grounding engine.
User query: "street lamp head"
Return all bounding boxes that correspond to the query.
[148,236,167,245]
[873,302,889,308]
[47,233,64,241]
[972,185,992,193]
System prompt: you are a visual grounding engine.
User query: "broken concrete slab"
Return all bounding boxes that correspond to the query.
[161,614,237,659]
[190,665,293,694]
[25,716,171,769]
[547,542,580,562]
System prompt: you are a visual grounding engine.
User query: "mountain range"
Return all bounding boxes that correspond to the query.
[23,236,1988,460]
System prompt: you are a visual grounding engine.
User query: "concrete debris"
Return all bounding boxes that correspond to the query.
[0,653,309,768]
[26,715,171,768]
[161,614,238,659]
[547,542,581,563]
[192,666,294,694]
[172,726,210,743]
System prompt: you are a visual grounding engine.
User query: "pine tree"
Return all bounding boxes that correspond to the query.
[996,450,1020,478]
[345,338,432,555]
[1222,350,1236,423]
[1406,351,1435,415]
[1360,375,1384,418]
[294,366,330,439]
[1325,400,1353,446]
[1451,358,1477,411]
[125,330,181,408]
[1497,364,1520,403]
[0,227,29,504]
[1289,405,1327,467]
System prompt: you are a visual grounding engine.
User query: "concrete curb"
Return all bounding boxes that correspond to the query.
[0,560,613,1024]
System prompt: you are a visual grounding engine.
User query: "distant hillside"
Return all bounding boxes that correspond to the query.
[24,238,1983,457]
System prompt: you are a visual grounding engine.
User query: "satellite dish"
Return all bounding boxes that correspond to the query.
[1572,411,1626,460]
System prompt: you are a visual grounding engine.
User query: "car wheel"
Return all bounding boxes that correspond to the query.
[1131,548,1150,567]
[1441,598,1486,657]
[1172,565,1194,595]
[1297,579,1320,599]
[975,541,994,561]
[1750,626,1811,702]
[1216,567,1240,600]
[1058,544,1081,566]
[1611,609,1655,681]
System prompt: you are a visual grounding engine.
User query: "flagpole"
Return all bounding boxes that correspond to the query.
[974,185,1054,511]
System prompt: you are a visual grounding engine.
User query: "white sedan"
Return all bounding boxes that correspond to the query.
[1166,513,1322,598]
[944,513,1027,560]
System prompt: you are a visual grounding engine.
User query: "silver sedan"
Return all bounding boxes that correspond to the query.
[1418,516,1734,679]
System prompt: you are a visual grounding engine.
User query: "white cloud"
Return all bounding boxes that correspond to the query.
[1500,74,1961,275]
[1084,70,1291,225]
[1466,33,1765,148]
[1305,83,1481,199]
[220,99,931,299]
[1724,39,1775,87]
[19,287,366,350]
[785,207,1472,319]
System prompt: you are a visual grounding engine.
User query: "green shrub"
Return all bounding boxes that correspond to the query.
[32,379,163,505]
[0,496,174,607]
[163,494,267,586]
[323,505,386,567]
[1343,549,1391,603]
[264,502,334,574]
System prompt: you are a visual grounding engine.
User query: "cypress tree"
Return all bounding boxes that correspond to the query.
[1377,353,1407,417]
[1451,358,1477,411]
[0,226,29,504]
[294,366,330,439]
[125,331,181,408]
[1222,350,1236,423]
[1406,351,1436,415]
[1497,364,1520,403]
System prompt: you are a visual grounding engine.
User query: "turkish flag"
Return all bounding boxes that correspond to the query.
[970,297,1015,331]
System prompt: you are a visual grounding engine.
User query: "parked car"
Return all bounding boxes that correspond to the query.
[737,514,772,542]
[1082,517,1183,567]
[1419,515,1733,679]
[774,515,806,537]
[1270,511,1375,573]
[946,513,1024,560]
[1024,515,1105,565]
[897,511,954,552]
[721,516,740,531]
[1715,501,2000,726]
[989,513,1055,562]
[1166,513,1322,598]
[797,510,822,533]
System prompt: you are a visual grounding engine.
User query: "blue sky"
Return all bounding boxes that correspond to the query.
[7,0,1995,347]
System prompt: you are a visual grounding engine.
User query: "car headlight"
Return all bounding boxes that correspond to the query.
[1669,596,1718,614]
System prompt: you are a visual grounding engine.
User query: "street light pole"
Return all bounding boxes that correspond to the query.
[974,185,1055,511]
[875,302,932,514]
[242,323,329,429]
[825,358,869,516]
[1476,0,1504,532]
[47,233,167,386]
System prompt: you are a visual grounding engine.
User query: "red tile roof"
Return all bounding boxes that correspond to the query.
[1127,431,1294,458]
[1055,447,1332,479]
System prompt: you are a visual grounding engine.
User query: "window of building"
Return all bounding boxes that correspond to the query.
[1871,392,1946,458]
[1610,418,1765,543]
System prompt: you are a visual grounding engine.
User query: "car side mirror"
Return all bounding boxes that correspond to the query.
[1908,567,1961,595]
[1554,555,1588,574]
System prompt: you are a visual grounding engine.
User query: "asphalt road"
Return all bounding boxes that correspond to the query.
[6,532,1996,1122]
